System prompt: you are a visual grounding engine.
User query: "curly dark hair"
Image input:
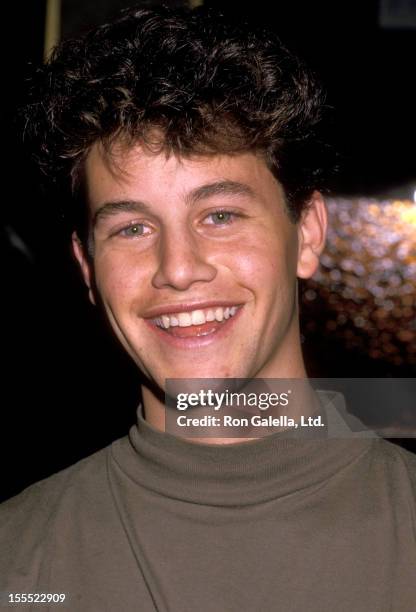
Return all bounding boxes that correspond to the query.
[22,5,334,235]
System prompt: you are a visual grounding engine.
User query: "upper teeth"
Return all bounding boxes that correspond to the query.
[154,306,238,329]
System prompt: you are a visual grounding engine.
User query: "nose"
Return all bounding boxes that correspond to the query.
[151,228,217,291]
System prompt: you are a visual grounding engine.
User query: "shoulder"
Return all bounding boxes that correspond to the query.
[0,442,119,589]
[0,444,112,519]
[368,439,416,496]
[371,438,416,467]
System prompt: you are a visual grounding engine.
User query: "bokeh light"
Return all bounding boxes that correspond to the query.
[302,197,416,368]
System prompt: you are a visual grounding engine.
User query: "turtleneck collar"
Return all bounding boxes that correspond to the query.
[110,402,373,506]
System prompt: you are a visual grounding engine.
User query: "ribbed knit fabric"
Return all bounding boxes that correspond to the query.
[1,406,415,611]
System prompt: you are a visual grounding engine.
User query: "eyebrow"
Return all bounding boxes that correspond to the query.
[185,180,256,205]
[92,180,256,228]
[92,200,152,228]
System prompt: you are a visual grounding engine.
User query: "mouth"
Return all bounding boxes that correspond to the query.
[144,303,243,345]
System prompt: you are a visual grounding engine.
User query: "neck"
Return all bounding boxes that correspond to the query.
[141,324,311,445]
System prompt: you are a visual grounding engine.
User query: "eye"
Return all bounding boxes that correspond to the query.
[205,210,236,225]
[118,223,150,238]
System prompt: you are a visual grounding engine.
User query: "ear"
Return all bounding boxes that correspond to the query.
[296,191,327,279]
[71,231,96,305]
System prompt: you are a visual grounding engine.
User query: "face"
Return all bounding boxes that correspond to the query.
[73,144,326,390]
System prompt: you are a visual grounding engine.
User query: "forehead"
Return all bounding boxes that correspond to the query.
[84,142,283,208]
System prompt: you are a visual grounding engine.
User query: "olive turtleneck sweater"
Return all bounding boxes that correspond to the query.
[1,405,415,611]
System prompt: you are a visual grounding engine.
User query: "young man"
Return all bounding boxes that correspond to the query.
[1,6,415,611]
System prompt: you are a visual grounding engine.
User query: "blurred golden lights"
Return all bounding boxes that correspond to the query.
[302,197,416,367]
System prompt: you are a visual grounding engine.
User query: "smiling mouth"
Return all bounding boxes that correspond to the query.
[152,305,239,338]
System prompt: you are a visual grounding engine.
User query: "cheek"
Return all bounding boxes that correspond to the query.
[222,229,297,288]
[93,251,149,307]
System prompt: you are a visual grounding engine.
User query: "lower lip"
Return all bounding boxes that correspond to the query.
[144,308,243,349]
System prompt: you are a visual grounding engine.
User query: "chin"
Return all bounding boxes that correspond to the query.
[166,367,233,381]
[149,363,244,387]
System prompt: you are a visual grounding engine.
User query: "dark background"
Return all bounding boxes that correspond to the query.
[2,0,415,502]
